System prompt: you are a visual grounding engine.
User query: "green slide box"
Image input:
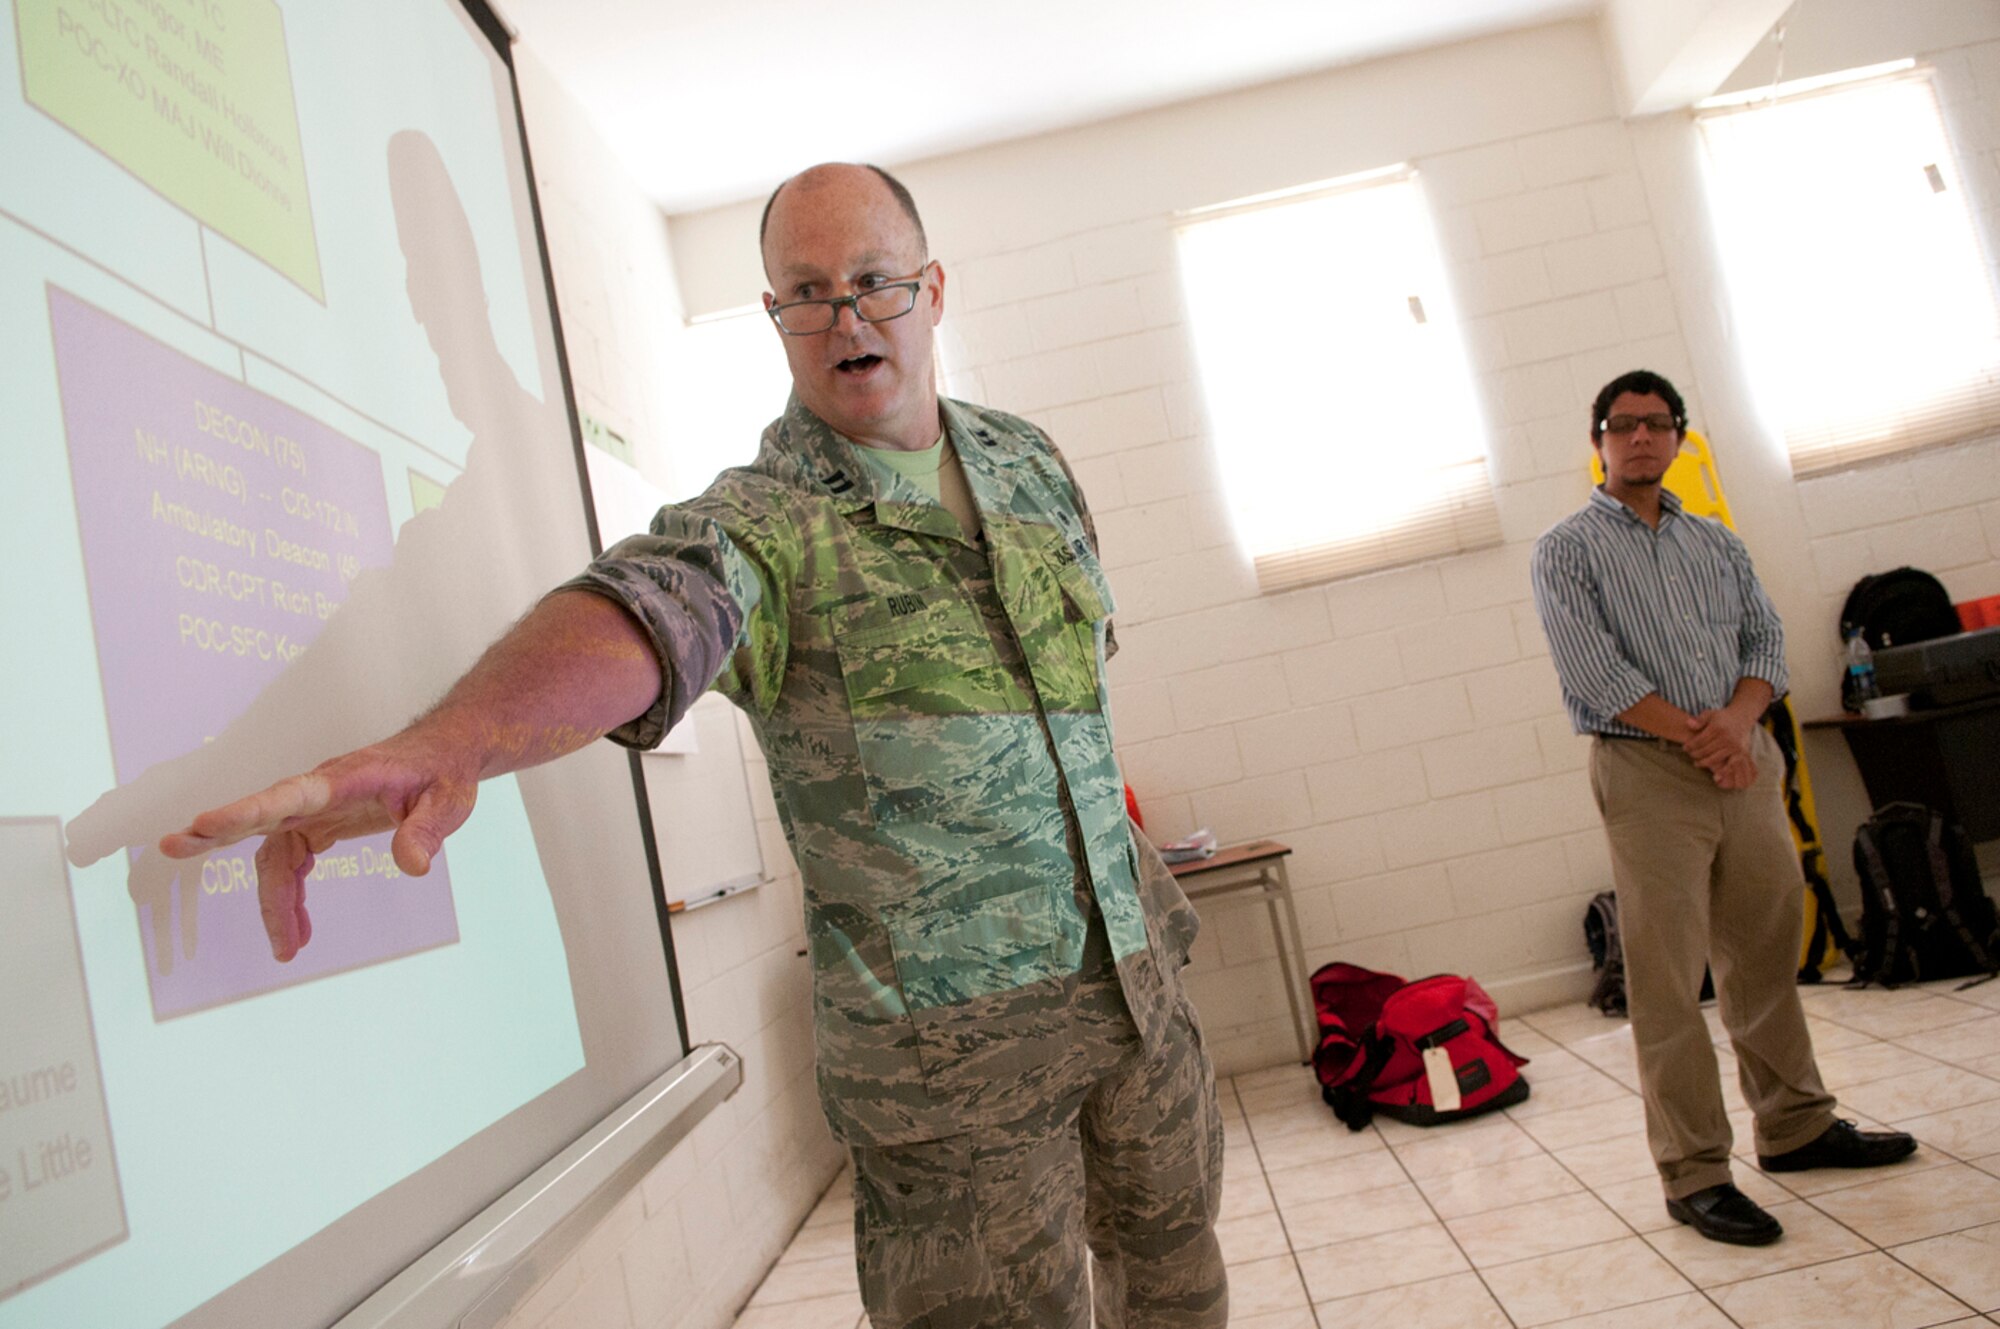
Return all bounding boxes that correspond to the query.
[18,0,322,299]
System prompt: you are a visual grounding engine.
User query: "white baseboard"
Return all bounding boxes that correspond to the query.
[1206,1023,1304,1079]
[1483,960,1598,1017]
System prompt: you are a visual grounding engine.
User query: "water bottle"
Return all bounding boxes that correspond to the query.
[1844,631,1880,709]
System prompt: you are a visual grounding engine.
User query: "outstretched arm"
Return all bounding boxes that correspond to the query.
[160,590,661,961]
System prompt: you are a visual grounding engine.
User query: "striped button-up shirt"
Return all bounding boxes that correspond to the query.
[1530,487,1789,738]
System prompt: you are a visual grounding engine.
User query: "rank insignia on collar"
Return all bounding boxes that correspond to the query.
[821,468,853,494]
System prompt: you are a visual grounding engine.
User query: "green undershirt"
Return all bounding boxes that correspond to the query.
[853,431,982,542]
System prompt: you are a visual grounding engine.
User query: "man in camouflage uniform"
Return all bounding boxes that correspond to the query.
[165,163,1227,1327]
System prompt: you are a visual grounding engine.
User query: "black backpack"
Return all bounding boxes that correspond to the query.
[1841,568,1961,650]
[1583,891,1712,1017]
[1584,892,1627,1016]
[1852,803,2000,990]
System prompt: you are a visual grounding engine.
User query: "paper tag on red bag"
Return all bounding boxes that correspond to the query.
[1423,1046,1462,1113]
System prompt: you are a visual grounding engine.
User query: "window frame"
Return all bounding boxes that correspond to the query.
[1173,165,1500,593]
[1696,64,2000,477]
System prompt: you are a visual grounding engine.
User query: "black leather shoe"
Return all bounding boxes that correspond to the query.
[1757,1119,1918,1173]
[1665,1183,1784,1246]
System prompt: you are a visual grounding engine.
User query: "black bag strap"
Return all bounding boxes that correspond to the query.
[1587,962,1625,1015]
[1584,891,1619,969]
[1586,893,1625,1011]
[1766,704,1813,849]
[1312,1025,1363,1083]
[1925,811,1954,915]
[1854,819,1906,987]
[1416,1018,1471,1051]
[1799,846,1852,978]
[1764,703,1854,979]
[1346,1029,1398,1096]
[1324,1029,1398,1131]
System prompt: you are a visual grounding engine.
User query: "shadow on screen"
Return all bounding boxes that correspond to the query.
[64,131,592,1005]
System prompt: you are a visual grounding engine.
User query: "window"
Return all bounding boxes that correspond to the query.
[659,305,794,501]
[1175,167,1496,592]
[1699,65,2000,475]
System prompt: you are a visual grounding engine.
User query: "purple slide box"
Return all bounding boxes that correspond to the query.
[51,286,459,1018]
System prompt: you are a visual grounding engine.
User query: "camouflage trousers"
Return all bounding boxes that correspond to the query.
[849,989,1226,1329]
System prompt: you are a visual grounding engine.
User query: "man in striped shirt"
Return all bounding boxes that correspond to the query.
[1531,369,1914,1247]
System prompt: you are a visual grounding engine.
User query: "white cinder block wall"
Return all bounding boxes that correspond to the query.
[481,5,2000,1323]
[920,25,1708,1071]
[489,49,841,1329]
[668,9,2000,1077]
[1754,3,2000,687]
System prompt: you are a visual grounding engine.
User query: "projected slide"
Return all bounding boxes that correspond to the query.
[0,819,126,1301]
[54,288,461,1017]
[16,0,321,297]
[0,0,658,1323]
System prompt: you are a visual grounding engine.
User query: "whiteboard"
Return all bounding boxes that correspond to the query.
[643,697,768,904]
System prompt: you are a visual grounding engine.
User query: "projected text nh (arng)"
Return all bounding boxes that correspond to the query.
[52,288,460,1019]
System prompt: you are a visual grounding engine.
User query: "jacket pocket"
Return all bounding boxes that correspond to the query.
[836,593,986,704]
[885,883,1069,1091]
[1035,537,1115,713]
[834,594,1013,825]
[886,882,1062,1010]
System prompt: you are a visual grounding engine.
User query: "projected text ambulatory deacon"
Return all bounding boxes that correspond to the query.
[52,287,460,1018]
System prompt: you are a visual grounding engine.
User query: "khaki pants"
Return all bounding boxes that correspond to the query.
[849,990,1227,1329]
[1590,727,1836,1199]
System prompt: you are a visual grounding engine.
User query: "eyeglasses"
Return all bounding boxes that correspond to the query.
[765,266,930,336]
[1600,413,1681,436]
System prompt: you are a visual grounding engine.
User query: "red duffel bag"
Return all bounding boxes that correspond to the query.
[1310,962,1530,1131]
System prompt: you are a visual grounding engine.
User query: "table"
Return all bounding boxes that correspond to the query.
[1805,695,2000,843]
[1168,839,1315,1063]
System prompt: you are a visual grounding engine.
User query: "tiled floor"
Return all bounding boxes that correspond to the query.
[733,973,2000,1328]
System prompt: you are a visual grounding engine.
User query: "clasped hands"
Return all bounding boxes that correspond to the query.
[1683,706,1759,790]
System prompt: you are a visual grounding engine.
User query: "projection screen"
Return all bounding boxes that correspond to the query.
[0,0,707,1323]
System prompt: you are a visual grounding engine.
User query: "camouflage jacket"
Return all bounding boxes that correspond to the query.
[565,395,1197,1145]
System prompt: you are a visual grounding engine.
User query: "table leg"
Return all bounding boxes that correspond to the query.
[1263,894,1306,1065]
[1273,861,1314,1063]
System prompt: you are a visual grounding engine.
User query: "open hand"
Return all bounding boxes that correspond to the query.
[159,732,480,962]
